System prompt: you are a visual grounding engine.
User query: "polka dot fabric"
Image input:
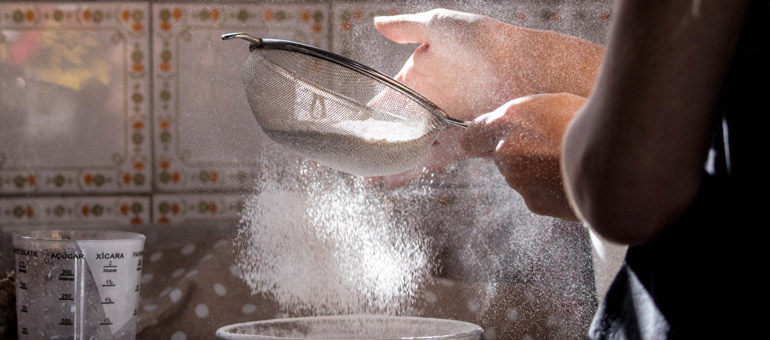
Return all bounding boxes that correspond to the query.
[133,222,281,340]
[127,219,594,340]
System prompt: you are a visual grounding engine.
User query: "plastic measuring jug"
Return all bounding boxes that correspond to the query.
[12,229,145,340]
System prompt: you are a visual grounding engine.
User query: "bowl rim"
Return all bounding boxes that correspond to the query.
[215,314,483,340]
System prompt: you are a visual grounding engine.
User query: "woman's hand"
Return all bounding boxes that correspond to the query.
[368,92,586,221]
[375,8,602,121]
[376,9,520,121]
[369,9,602,189]
[462,93,587,220]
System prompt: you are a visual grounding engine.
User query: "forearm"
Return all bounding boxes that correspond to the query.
[561,0,750,245]
[505,25,604,97]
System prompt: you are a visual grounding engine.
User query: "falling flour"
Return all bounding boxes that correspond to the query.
[234,1,604,336]
[236,162,434,315]
[235,152,598,338]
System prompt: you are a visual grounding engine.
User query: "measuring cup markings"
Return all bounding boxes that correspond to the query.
[94,249,146,331]
[131,251,143,296]
[13,231,146,339]
[104,262,118,272]
[16,247,86,334]
[96,254,121,329]
[59,268,76,281]
[18,260,28,273]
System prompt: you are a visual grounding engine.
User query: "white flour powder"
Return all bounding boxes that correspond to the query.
[236,163,433,315]
[264,128,436,177]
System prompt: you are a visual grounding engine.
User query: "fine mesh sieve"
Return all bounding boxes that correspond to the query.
[222,33,469,177]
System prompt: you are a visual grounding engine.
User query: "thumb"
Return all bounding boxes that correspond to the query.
[374,12,433,44]
[460,106,512,158]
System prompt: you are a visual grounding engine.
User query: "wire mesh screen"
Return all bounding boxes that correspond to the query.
[242,49,445,176]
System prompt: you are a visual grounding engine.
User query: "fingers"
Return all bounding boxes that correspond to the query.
[460,101,517,157]
[459,117,498,157]
[374,8,484,45]
[460,94,587,158]
[493,140,577,220]
[392,54,451,110]
[392,54,433,91]
[374,12,433,44]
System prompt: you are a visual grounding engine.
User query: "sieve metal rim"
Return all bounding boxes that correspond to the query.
[222,32,469,129]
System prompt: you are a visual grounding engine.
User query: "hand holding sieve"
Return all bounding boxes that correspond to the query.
[222,32,469,177]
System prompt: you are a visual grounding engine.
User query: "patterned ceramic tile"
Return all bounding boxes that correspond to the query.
[331,2,428,76]
[152,193,244,225]
[0,2,152,194]
[152,3,330,192]
[0,195,150,227]
[505,2,612,43]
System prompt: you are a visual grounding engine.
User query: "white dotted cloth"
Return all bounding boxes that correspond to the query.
[136,236,281,339]
[195,304,209,318]
[170,330,186,340]
[132,215,596,340]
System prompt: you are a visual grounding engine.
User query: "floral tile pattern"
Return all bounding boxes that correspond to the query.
[330,2,420,76]
[0,2,612,340]
[0,0,610,197]
[0,195,150,227]
[152,3,330,192]
[505,2,612,43]
[0,2,151,194]
[152,193,244,225]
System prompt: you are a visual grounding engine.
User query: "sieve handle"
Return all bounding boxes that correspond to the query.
[221,33,263,51]
[445,116,470,128]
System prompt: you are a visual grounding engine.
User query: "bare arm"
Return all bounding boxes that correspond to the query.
[507,25,603,98]
[562,1,751,245]
[371,9,602,189]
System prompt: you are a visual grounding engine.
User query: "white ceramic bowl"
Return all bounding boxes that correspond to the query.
[215,315,483,340]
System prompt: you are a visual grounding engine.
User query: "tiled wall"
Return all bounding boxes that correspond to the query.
[1,2,613,339]
[0,0,610,227]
